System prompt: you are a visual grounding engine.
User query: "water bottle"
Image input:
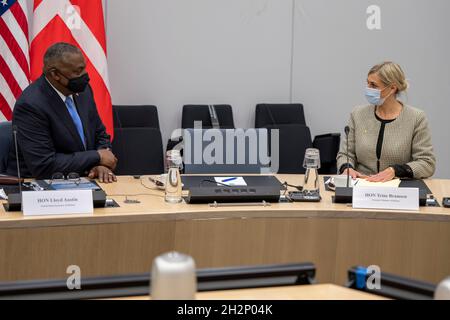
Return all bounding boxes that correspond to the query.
[303,148,321,192]
[165,150,183,203]
[150,252,197,300]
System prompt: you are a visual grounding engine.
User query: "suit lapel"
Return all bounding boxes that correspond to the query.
[40,76,86,150]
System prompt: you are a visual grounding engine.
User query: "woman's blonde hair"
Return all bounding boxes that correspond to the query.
[368,61,409,94]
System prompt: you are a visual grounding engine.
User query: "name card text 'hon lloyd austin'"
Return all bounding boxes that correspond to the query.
[22,190,94,216]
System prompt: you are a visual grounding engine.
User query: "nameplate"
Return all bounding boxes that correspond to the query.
[352,187,419,211]
[22,190,94,216]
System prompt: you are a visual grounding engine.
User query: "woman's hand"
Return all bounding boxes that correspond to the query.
[342,168,367,179]
[365,167,396,182]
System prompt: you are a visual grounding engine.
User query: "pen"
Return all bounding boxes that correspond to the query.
[222,177,237,183]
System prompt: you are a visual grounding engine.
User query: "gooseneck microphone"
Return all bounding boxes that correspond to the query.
[12,125,22,195]
[5,125,24,211]
[334,126,353,204]
[344,125,350,188]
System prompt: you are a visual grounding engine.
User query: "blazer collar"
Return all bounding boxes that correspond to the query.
[38,75,87,150]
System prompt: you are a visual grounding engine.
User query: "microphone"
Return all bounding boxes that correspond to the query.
[6,125,24,211]
[334,126,353,204]
[344,126,350,135]
[345,126,350,188]
[12,125,22,194]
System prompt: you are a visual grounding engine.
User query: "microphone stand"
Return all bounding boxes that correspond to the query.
[6,126,24,211]
[346,126,350,188]
[334,126,353,204]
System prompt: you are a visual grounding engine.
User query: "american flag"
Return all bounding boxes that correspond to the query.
[0,0,30,121]
[0,0,113,137]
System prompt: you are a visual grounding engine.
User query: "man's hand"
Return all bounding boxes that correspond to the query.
[88,166,117,183]
[365,167,396,182]
[97,149,118,171]
[342,168,368,179]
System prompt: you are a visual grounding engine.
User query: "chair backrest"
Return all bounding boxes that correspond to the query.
[182,128,273,174]
[255,104,306,128]
[264,124,313,174]
[113,105,160,129]
[0,122,12,174]
[313,133,340,174]
[112,128,164,175]
[182,105,235,129]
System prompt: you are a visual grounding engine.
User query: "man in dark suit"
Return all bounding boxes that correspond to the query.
[7,42,118,183]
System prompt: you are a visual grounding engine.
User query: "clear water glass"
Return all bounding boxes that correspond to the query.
[165,150,183,203]
[303,148,321,192]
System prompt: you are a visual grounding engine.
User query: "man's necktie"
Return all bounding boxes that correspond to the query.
[65,96,86,149]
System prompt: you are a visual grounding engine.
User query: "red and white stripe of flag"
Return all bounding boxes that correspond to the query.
[30,0,113,137]
[0,0,30,121]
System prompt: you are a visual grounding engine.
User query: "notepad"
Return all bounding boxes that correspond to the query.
[355,178,401,188]
[214,177,247,186]
[331,175,359,188]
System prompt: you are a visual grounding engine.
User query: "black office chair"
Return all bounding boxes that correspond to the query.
[166,104,236,158]
[255,103,340,174]
[265,124,313,174]
[255,103,306,128]
[313,133,340,174]
[113,105,160,129]
[0,121,12,174]
[347,266,436,300]
[182,128,273,174]
[112,128,164,175]
[181,104,235,129]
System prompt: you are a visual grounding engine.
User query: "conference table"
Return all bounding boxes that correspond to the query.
[0,174,449,286]
[111,284,386,300]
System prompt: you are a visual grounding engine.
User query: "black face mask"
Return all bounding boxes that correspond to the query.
[55,70,90,93]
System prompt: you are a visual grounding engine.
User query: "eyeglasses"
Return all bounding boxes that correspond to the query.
[50,172,81,185]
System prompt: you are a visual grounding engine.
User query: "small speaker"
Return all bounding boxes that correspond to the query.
[4,193,21,212]
[186,186,281,204]
[333,187,353,204]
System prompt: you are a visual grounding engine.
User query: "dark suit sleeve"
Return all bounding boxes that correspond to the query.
[14,102,100,179]
[88,86,112,150]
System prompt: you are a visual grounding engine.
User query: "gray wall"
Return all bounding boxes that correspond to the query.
[107,0,450,178]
